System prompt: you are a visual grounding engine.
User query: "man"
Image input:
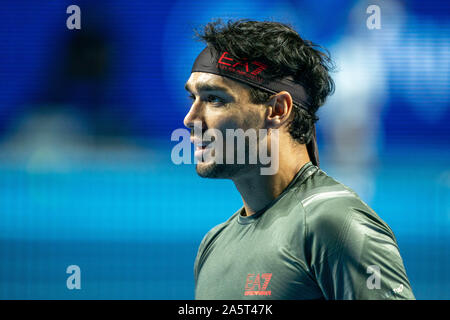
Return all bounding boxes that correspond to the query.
[183,20,414,300]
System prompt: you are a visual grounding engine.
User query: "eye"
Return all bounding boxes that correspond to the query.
[206,95,225,104]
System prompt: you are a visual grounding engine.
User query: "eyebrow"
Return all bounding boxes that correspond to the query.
[184,82,233,95]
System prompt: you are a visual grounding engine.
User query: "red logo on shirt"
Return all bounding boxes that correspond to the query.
[244,273,272,296]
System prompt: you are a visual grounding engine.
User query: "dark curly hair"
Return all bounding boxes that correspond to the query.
[195,19,335,145]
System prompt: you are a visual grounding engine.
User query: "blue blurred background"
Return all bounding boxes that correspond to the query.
[0,0,449,299]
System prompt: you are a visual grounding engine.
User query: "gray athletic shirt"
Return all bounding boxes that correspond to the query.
[194,162,415,300]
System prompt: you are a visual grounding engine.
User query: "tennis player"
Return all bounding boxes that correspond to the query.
[184,20,414,300]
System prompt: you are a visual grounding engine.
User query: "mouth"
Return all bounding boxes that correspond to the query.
[193,141,213,161]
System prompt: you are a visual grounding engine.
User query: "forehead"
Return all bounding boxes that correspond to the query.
[185,72,250,95]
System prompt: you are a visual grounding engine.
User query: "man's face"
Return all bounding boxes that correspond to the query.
[184,72,267,179]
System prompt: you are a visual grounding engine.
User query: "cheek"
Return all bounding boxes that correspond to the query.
[203,104,264,133]
[235,105,266,132]
[203,108,243,132]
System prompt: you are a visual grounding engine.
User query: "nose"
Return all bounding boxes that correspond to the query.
[183,101,203,130]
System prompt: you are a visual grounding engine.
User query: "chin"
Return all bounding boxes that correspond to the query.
[196,162,226,179]
[196,162,254,180]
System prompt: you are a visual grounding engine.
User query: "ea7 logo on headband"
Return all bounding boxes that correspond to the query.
[217,51,267,82]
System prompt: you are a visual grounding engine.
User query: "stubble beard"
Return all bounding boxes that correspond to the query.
[195,143,257,179]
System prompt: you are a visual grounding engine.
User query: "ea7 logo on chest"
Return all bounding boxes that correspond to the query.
[244,273,272,296]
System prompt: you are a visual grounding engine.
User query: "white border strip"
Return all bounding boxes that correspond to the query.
[302,190,354,207]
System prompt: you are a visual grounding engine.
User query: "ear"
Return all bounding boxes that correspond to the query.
[265,91,294,129]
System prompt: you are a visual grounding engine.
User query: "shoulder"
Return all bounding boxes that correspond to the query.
[194,209,240,281]
[300,170,396,261]
[301,169,363,232]
[196,209,240,255]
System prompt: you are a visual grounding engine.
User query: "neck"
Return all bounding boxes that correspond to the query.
[232,144,310,217]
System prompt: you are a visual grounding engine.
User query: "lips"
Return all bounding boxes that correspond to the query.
[191,138,213,161]
[192,139,210,149]
[194,143,212,161]
[194,142,209,149]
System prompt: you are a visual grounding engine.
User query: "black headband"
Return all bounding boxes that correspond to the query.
[190,46,320,167]
[191,46,312,110]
